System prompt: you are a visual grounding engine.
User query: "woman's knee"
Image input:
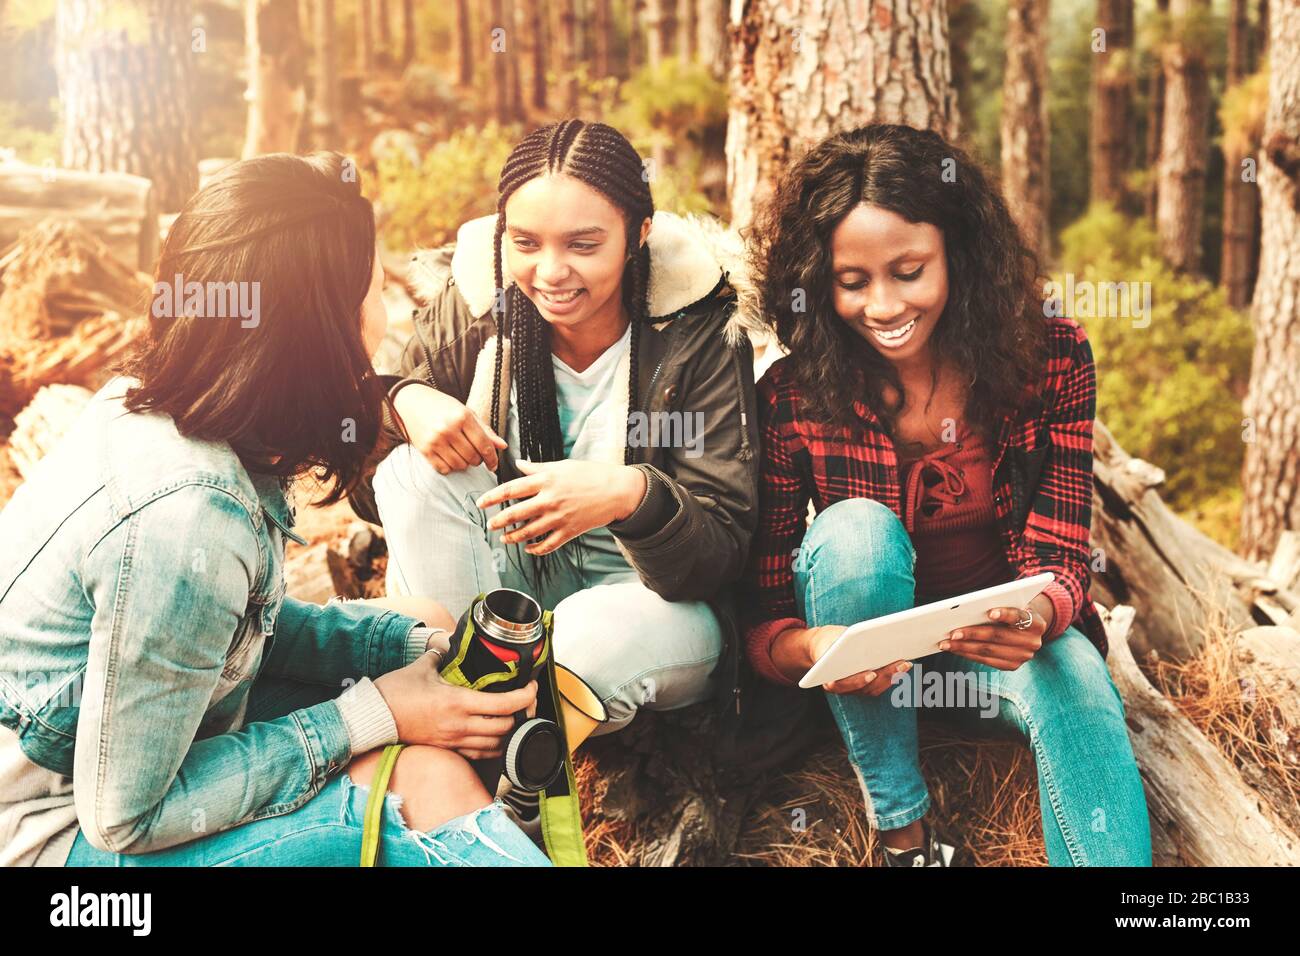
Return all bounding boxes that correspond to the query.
[800,498,913,572]
[347,745,489,832]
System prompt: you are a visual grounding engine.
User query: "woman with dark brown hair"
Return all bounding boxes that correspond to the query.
[0,152,549,867]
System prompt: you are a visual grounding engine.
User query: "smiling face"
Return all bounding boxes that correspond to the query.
[829,204,949,371]
[503,173,650,332]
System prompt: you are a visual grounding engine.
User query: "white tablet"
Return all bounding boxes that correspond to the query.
[798,573,1055,689]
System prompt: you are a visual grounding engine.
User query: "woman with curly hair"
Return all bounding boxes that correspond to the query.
[742,124,1151,867]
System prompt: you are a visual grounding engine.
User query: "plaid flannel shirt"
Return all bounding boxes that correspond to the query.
[741,316,1108,686]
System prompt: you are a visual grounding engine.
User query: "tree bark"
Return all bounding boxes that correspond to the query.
[1001,0,1051,258]
[725,0,960,233]
[676,0,695,61]
[1240,0,1300,562]
[242,0,306,158]
[356,0,373,73]
[556,0,579,112]
[523,0,547,111]
[593,0,611,78]
[645,0,676,67]
[1089,0,1134,208]
[401,0,415,68]
[55,0,198,214]
[453,0,472,86]
[1144,0,1169,220]
[696,0,727,80]
[490,0,511,123]
[310,0,341,146]
[1155,0,1210,272]
[1220,0,1260,308]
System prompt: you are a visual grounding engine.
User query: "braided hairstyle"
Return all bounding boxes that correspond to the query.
[490,119,655,593]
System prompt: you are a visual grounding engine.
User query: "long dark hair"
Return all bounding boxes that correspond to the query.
[748,123,1048,446]
[491,119,654,591]
[122,151,384,505]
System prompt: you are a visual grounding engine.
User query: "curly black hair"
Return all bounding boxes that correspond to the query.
[747,123,1048,447]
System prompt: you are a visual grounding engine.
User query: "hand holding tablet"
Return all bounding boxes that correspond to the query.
[801,573,1056,690]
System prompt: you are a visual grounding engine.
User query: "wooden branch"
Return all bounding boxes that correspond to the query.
[1101,604,1300,866]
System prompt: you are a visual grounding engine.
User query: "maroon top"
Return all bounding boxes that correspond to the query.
[897,420,1016,602]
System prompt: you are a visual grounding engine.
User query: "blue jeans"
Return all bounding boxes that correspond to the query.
[798,498,1152,867]
[373,446,724,736]
[65,676,551,867]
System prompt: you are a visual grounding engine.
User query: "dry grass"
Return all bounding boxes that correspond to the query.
[575,711,1049,867]
[1142,599,1300,831]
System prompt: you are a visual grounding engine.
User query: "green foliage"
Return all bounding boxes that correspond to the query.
[0,101,60,164]
[1219,62,1269,158]
[372,122,518,250]
[605,57,726,144]
[1056,204,1251,531]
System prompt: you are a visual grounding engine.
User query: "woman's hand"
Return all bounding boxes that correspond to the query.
[373,653,537,760]
[475,459,648,555]
[937,594,1055,670]
[394,382,508,475]
[772,625,912,697]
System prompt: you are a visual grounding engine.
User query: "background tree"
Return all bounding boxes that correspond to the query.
[455,0,472,86]
[726,0,960,232]
[1219,0,1260,308]
[646,0,676,67]
[242,0,305,158]
[401,0,415,68]
[556,0,578,113]
[696,0,727,80]
[1240,0,1300,561]
[55,0,198,213]
[1155,0,1210,272]
[1090,0,1134,208]
[1144,0,1170,220]
[310,0,341,146]
[356,0,373,73]
[1001,0,1050,257]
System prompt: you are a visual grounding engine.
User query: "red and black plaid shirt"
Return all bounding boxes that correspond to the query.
[741,315,1107,685]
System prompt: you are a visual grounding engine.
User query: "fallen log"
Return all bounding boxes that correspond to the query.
[1089,419,1298,662]
[9,384,93,479]
[0,163,157,272]
[1101,603,1300,866]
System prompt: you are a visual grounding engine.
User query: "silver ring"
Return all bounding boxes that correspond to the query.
[1012,608,1034,630]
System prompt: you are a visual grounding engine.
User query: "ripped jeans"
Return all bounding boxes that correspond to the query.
[64,676,550,867]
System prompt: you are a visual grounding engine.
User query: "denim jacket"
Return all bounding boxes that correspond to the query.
[0,378,423,857]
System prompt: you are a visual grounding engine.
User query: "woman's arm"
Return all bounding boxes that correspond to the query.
[739,373,814,685]
[1015,323,1097,640]
[73,485,382,855]
[260,598,427,687]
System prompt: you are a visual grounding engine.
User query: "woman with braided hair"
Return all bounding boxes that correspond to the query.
[354,120,763,828]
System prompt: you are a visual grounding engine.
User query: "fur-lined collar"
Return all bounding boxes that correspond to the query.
[407,210,765,348]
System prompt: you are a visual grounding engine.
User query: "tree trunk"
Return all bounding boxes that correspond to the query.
[1220,0,1260,308]
[401,0,415,68]
[696,0,727,80]
[490,0,510,123]
[1144,0,1169,220]
[524,0,547,111]
[1089,0,1134,208]
[242,0,306,158]
[310,0,341,146]
[1001,0,1051,258]
[646,0,676,67]
[676,0,695,61]
[724,0,960,233]
[454,0,472,86]
[55,0,198,214]
[628,0,644,75]
[1240,0,1300,562]
[376,0,391,59]
[356,0,373,73]
[593,0,610,78]
[1155,0,1209,272]
[505,0,522,119]
[556,0,578,112]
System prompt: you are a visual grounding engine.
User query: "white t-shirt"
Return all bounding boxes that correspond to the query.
[505,324,634,577]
